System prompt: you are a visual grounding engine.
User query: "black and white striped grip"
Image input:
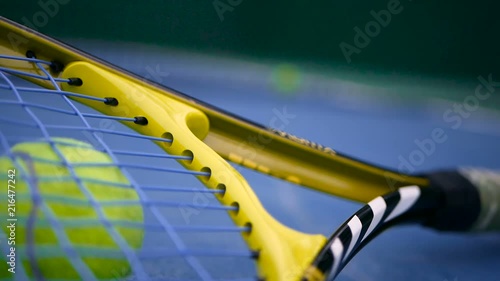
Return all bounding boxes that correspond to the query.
[303,169,500,280]
[303,185,434,280]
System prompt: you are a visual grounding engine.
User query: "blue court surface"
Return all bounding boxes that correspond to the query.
[2,39,500,281]
[82,40,500,281]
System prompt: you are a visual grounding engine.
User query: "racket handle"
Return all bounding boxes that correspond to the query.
[460,168,500,231]
[424,168,500,232]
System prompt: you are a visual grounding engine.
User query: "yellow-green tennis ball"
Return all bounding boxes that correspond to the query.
[270,63,302,95]
[0,138,143,280]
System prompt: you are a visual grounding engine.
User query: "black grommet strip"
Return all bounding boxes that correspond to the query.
[50,61,64,73]
[251,250,260,260]
[67,78,83,86]
[26,50,36,58]
[104,97,118,106]
[134,116,148,125]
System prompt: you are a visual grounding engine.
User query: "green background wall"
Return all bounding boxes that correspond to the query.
[1,0,498,79]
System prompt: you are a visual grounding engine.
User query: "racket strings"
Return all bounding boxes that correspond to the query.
[0,53,257,280]
[0,74,108,103]
[0,215,250,232]
[2,54,154,281]
[13,174,225,195]
[1,71,99,281]
[1,135,191,160]
[5,154,209,176]
[0,100,146,124]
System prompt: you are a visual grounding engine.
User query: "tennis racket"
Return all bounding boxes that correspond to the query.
[0,16,499,281]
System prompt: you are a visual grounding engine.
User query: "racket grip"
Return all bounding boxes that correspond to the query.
[459,168,500,232]
[424,168,500,232]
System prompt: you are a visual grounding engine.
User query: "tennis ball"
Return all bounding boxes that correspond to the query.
[270,63,302,95]
[0,138,144,280]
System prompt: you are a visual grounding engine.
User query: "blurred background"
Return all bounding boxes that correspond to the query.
[2,1,500,280]
[2,0,499,107]
[2,1,499,79]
